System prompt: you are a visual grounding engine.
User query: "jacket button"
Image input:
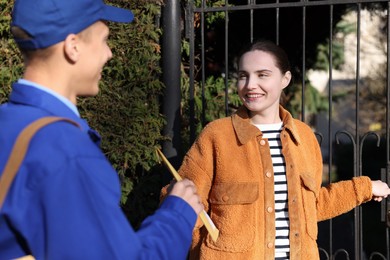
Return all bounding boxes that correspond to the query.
[222,195,229,202]
[260,139,266,145]
[266,172,272,178]
[267,206,273,213]
[267,242,273,248]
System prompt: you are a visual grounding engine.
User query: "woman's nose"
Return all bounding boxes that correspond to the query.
[246,76,258,90]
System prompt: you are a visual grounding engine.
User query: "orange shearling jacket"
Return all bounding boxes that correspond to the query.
[163,105,373,260]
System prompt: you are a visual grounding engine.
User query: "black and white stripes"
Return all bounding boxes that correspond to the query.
[255,122,290,260]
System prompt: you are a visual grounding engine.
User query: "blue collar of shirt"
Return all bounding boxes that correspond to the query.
[17,79,80,117]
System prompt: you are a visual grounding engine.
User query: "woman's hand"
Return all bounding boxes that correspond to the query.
[371,180,390,202]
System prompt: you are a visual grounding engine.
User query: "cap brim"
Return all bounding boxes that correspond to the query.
[102,5,134,23]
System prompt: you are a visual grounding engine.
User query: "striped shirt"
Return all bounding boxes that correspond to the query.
[255,122,290,260]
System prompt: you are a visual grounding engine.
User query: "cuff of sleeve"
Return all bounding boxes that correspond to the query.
[353,176,373,203]
[160,195,197,228]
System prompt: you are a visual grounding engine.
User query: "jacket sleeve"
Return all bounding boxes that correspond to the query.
[137,196,198,260]
[6,140,197,260]
[177,130,214,223]
[159,149,213,220]
[173,128,215,257]
[311,134,373,221]
[44,157,197,260]
[161,124,214,224]
[317,176,373,221]
[159,156,208,260]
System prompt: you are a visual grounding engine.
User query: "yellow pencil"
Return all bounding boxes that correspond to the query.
[156,148,219,242]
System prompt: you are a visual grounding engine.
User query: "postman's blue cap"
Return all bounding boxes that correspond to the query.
[11,0,134,50]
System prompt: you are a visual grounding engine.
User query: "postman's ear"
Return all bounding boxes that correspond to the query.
[63,34,80,63]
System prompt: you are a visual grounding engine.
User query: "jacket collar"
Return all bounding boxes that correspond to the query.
[10,82,80,121]
[9,82,101,145]
[232,105,301,145]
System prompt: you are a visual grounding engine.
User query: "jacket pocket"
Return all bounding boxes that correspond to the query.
[300,173,318,240]
[204,182,258,253]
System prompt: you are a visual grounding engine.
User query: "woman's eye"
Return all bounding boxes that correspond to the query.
[238,74,247,80]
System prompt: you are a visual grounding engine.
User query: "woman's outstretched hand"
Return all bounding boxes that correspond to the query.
[371,180,390,202]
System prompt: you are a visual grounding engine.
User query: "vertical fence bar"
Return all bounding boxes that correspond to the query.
[355,4,362,259]
[250,0,254,43]
[301,1,306,122]
[201,0,206,126]
[188,2,196,144]
[328,6,334,258]
[276,0,280,45]
[386,2,390,260]
[225,0,229,116]
[161,0,183,172]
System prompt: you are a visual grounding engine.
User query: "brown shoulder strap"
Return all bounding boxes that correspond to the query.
[0,117,80,209]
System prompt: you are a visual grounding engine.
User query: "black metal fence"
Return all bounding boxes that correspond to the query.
[161,0,390,259]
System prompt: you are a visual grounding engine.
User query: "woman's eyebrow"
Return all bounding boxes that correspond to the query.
[238,69,272,74]
[255,69,272,73]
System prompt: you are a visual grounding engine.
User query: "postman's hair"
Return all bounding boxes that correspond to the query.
[11,26,54,62]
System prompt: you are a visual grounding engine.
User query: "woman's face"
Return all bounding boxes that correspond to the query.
[237,50,291,122]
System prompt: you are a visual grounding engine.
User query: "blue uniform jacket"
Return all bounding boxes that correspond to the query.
[0,82,197,259]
